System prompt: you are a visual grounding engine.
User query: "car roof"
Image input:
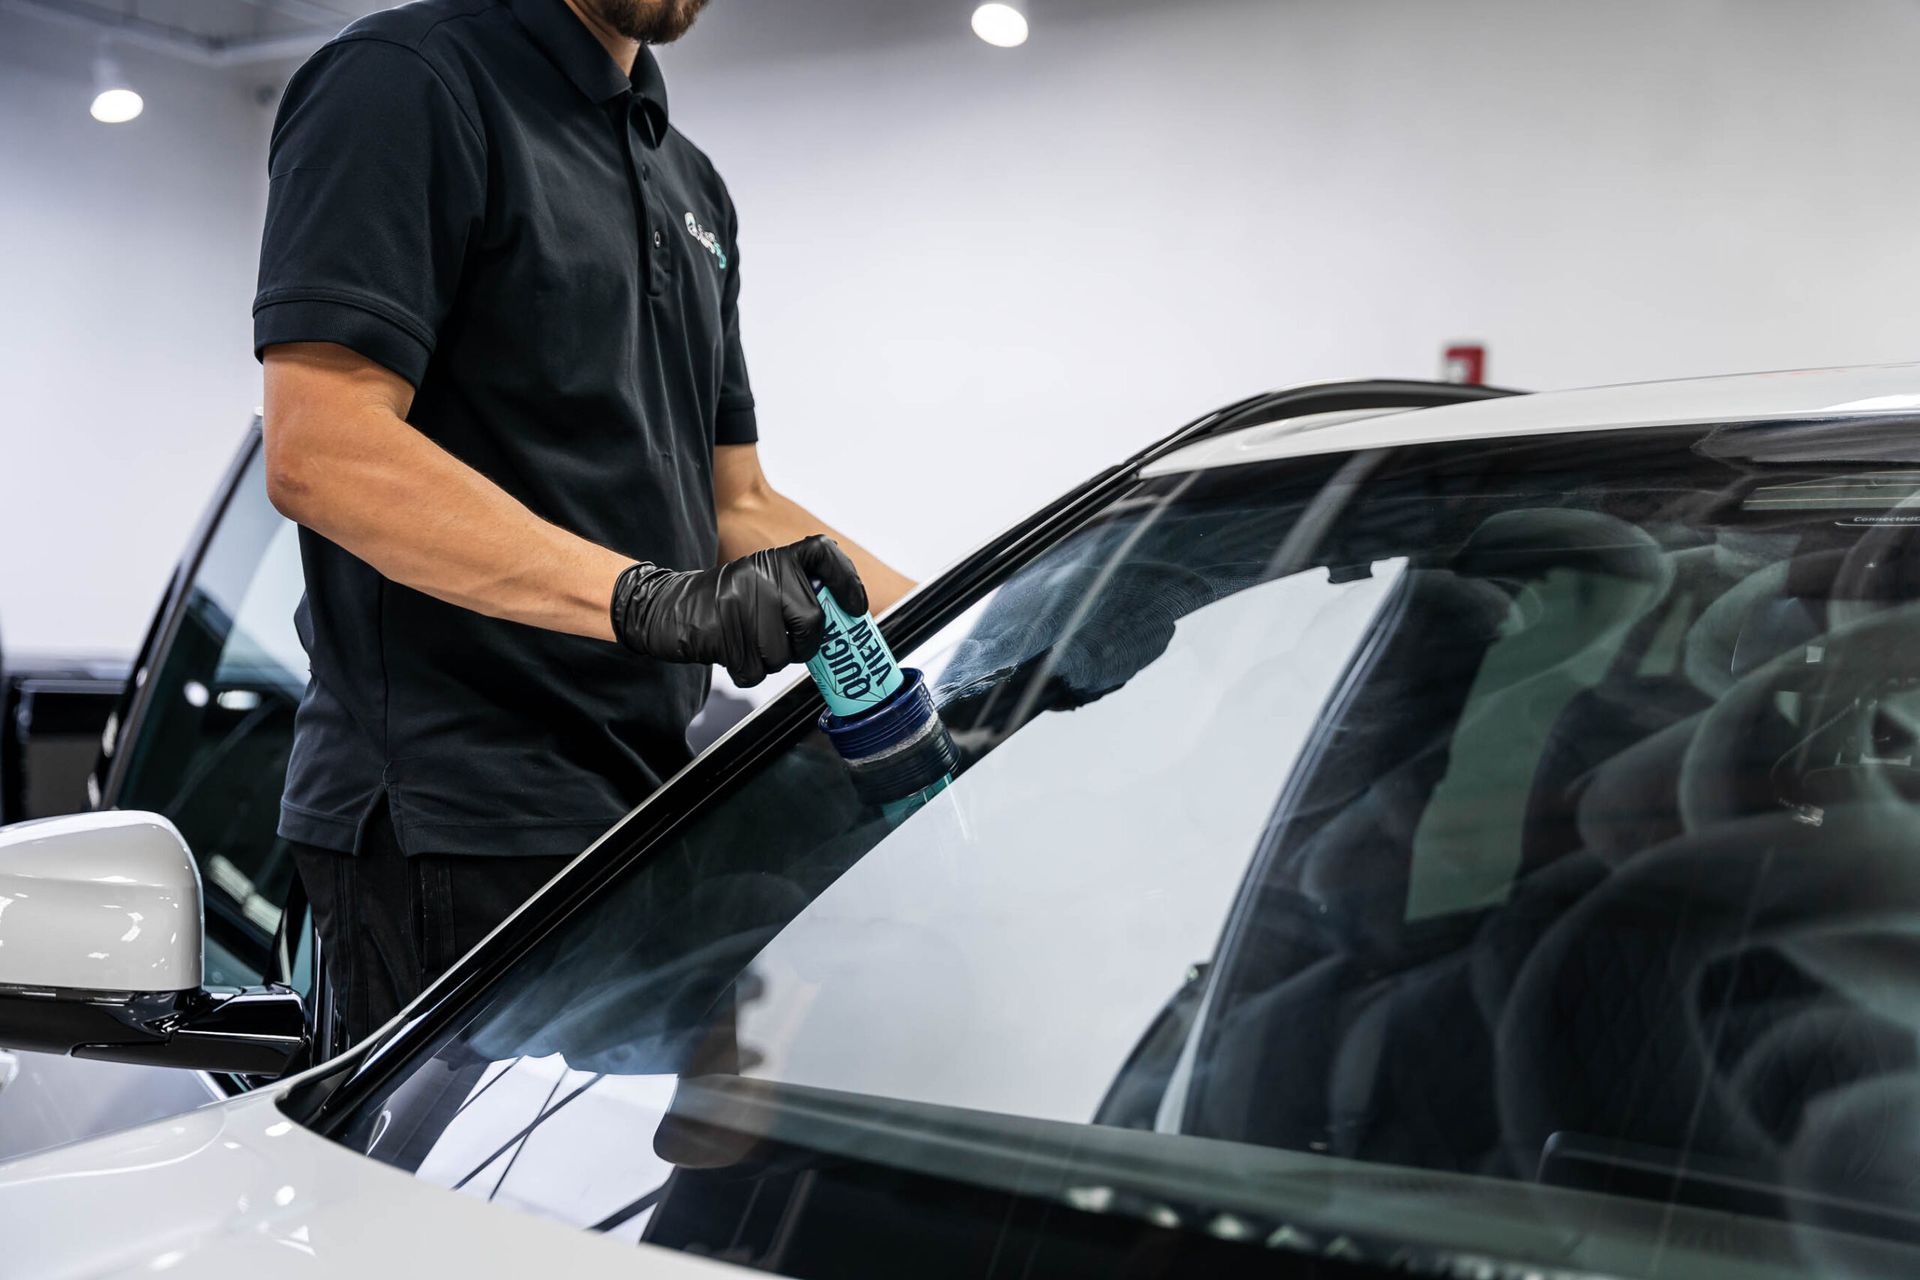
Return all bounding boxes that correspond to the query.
[1144,363,1920,476]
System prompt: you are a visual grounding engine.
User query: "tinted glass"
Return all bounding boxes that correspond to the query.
[327,424,1920,1279]
[117,449,307,987]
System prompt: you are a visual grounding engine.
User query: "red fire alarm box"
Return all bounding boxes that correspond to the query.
[1443,343,1487,386]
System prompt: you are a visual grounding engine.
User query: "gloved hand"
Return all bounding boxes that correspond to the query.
[611,535,869,686]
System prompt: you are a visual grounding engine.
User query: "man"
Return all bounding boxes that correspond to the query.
[253,0,912,1044]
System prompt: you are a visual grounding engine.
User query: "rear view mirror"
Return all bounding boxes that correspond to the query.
[0,812,307,1075]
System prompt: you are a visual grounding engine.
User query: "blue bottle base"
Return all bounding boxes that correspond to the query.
[819,668,958,805]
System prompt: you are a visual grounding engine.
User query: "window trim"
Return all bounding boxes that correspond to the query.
[84,421,273,1098]
[94,421,265,811]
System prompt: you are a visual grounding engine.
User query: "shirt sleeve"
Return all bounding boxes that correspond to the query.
[253,39,484,388]
[713,187,759,446]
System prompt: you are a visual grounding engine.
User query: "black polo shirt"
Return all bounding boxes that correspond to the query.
[254,0,753,857]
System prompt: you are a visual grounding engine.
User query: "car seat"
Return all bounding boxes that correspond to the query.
[1183,567,1511,1161]
[1517,539,1759,870]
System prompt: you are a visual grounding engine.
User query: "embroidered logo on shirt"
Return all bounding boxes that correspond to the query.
[685,212,728,270]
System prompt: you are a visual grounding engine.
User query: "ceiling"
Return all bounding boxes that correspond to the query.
[0,0,375,65]
[673,0,1187,65]
[2,0,1184,73]
[89,0,364,41]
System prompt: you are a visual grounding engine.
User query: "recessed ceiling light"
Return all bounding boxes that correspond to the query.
[90,47,142,124]
[90,87,144,124]
[971,2,1029,48]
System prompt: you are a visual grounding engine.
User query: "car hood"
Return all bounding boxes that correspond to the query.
[0,1086,740,1280]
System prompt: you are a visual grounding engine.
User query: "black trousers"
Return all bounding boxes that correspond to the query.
[291,802,571,1046]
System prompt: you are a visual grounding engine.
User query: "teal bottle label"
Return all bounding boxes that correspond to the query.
[807,585,905,718]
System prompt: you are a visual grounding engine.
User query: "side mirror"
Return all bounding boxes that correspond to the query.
[0,812,307,1075]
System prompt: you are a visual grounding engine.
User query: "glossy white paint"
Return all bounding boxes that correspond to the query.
[0,811,203,992]
[0,1085,749,1279]
[0,1048,222,1166]
[1140,407,1409,477]
[1144,363,1920,476]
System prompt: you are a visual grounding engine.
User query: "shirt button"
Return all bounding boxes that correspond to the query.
[641,163,652,179]
[652,230,665,249]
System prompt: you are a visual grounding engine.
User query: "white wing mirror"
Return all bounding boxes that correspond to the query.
[0,811,202,993]
[0,812,307,1075]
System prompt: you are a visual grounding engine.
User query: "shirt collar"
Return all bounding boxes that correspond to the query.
[508,0,671,136]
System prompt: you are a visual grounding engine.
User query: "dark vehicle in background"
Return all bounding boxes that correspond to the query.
[0,650,124,824]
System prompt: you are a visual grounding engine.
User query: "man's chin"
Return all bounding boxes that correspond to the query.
[604,0,708,45]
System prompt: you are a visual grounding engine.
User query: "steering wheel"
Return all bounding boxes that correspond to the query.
[1495,807,1920,1186]
[1678,599,1920,833]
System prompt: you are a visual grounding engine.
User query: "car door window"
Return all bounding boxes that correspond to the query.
[321,429,1920,1279]
[114,447,307,988]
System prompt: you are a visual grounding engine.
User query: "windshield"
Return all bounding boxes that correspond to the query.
[327,422,1920,1278]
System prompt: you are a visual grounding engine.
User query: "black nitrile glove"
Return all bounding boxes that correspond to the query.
[611,535,869,686]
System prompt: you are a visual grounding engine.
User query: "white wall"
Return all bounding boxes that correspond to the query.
[9,0,1920,656]
[0,16,271,656]
[661,0,1920,586]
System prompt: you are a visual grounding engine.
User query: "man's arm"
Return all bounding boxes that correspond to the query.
[713,444,916,615]
[264,342,870,687]
[263,342,630,641]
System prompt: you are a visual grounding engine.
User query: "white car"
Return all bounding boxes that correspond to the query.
[7,368,1920,1279]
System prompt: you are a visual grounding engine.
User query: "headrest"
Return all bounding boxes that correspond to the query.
[1452,510,1666,585]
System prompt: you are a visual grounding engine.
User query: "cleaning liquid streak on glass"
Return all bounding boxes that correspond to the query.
[807,585,905,717]
[881,774,952,825]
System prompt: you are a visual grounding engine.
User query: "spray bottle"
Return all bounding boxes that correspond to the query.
[806,584,957,818]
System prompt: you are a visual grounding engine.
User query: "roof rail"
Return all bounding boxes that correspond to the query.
[1132,377,1523,475]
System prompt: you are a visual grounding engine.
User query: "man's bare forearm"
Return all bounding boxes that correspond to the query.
[713,446,915,613]
[263,343,629,642]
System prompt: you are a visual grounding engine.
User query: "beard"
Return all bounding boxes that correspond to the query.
[591,0,709,44]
